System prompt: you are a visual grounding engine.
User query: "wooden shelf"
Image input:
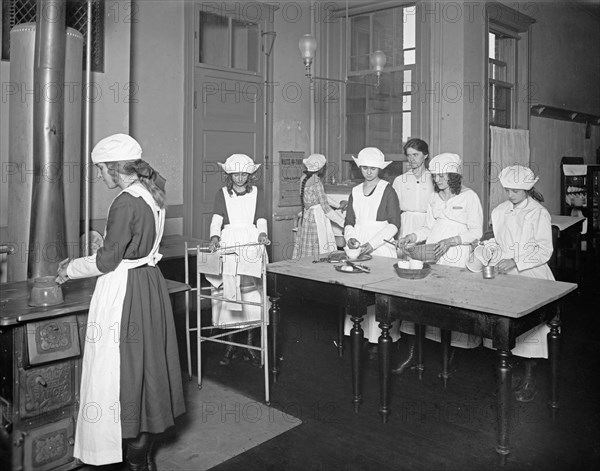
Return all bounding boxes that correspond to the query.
[531,105,600,126]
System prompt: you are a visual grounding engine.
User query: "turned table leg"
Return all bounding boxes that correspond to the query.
[350,307,364,413]
[496,349,512,465]
[268,295,280,383]
[378,320,393,423]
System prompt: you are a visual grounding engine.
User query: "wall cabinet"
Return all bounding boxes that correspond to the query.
[560,157,600,253]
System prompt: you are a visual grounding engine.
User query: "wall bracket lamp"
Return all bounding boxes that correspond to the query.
[299,34,386,88]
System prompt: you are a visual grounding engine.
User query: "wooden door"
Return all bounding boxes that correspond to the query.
[188,3,268,240]
[192,69,264,239]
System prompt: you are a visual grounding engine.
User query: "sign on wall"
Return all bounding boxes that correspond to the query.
[279,151,305,207]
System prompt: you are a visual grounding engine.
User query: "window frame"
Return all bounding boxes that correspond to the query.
[486,3,535,131]
[343,3,419,160]
[487,29,518,129]
[484,3,535,223]
[193,2,263,77]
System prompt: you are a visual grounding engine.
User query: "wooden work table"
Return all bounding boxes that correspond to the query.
[267,256,577,463]
[266,255,400,411]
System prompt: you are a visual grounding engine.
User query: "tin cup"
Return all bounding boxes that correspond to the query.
[482,265,495,279]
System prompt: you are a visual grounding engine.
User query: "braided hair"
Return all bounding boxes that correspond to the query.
[107,159,167,208]
[300,165,327,225]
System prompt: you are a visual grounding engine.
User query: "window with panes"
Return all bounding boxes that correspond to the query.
[488,30,517,128]
[345,4,416,156]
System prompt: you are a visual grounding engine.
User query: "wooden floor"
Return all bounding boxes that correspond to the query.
[162,254,600,471]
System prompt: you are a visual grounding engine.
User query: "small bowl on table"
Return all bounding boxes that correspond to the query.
[344,246,362,260]
[394,259,431,279]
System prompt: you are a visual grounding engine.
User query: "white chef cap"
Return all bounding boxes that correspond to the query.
[303,153,327,172]
[352,147,392,169]
[429,153,462,175]
[498,165,539,190]
[218,154,261,174]
[91,134,142,164]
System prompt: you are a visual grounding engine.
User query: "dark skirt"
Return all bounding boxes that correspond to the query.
[119,266,185,438]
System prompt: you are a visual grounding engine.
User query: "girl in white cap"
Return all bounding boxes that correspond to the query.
[394,153,483,374]
[479,164,554,402]
[343,147,402,357]
[208,154,270,367]
[293,153,345,258]
[392,138,435,238]
[56,133,185,469]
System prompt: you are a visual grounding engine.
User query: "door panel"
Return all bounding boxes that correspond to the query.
[192,69,264,240]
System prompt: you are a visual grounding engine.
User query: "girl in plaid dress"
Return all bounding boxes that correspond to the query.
[293,154,345,258]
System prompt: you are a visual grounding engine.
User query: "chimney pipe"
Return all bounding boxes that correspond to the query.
[28,0,68,279]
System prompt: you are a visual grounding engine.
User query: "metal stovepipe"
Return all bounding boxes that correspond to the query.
[83,0,93,256]
[28,0,68,279]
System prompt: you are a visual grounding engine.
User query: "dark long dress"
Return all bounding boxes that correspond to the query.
[95,193,186,438]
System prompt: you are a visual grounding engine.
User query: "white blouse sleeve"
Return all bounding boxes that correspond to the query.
[209,214,223,238]
[515,208,553,272]
[457,191,483,244]
[67,254,103,279]
[256,218,268,235]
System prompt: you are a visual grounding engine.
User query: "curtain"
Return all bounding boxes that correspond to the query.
[489,126,530,215]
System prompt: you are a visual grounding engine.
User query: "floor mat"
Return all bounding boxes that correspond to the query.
[154,377,302,470]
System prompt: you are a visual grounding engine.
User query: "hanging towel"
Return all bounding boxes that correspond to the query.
[489,126,530,214]
[563,164,587,176]
[221,274,242,311]
[237,245,264,278]
[197,252,222,276]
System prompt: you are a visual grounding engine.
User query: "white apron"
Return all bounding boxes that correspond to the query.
[401,193,481,348]
[309,203,338,255]
[482,199,554,358]
[207,188,266,327]
[74,184,165,465]
[344,181,399,343]
[348,181,397,258]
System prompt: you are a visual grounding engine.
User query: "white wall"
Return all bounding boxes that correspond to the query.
[270,2,312,261]
[530,2,600,116]
[130,0,185,236]
[528,1,600,214]
[86,0,132,229]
